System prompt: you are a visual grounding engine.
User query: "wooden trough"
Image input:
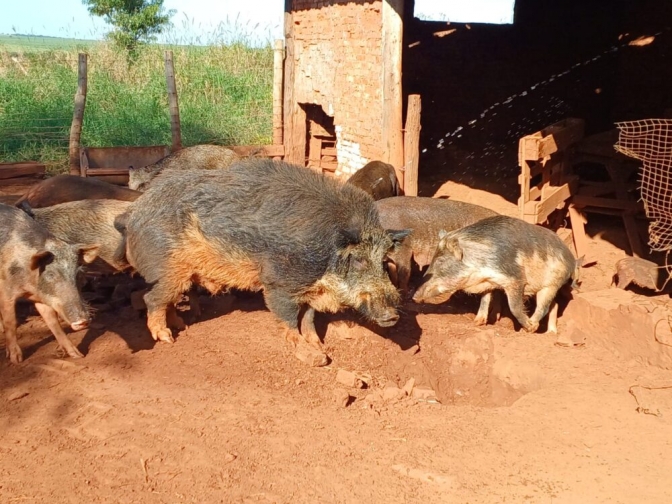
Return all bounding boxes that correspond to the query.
[0,161,46,186]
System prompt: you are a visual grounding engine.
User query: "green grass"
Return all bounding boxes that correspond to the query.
[0,34,274,174]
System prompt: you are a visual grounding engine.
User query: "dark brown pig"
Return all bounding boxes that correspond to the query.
[375,196,497,296]
[0,203,99,363]
[15,175,141,209]
[346,161,400,200]
[122,159,410,366]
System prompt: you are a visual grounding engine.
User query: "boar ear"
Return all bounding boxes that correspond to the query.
[387,229,411,247]
[76,244,101,264]
[438,229,448,240]
[439,237,463,261]
[30,250,54,270]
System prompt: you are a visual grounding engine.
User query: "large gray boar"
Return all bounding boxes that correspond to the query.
[0,203,99,363]
[123,159,409,365]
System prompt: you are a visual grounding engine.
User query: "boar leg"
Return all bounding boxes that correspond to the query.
[529,287,558,334]
[299,307,323,350]
[144,285,178,344]
[503,282,536,333]
[264,290,324,352]
[474,292,493,326]
[1,295,22,364]
[34,302,84,359]
[395,248,414,298]
[545,301,559,334]
[187,287,202,318]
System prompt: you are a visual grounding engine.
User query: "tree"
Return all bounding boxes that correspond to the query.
[83,0,176,61]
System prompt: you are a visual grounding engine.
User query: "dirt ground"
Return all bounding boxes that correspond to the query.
[2,179,672,504]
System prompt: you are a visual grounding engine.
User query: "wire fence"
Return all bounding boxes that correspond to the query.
[0,38,274,173]
[616,119,672,252]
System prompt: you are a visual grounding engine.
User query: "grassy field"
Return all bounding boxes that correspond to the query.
[0,34,273,173]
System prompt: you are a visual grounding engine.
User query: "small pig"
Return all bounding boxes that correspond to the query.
[412,215,579,333]
[0,203,99,363]
[15,175,141,209]
[128,144,241,191]
[376,197,497,295]
[123,159,409,365]
[19,199,133,273]
[346,161,400,200]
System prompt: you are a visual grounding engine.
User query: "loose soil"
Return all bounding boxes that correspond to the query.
[2,179,672,504]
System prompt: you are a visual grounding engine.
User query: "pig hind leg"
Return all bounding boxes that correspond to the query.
[144,281,186,344]
[34,302,84,359]
[1,293,22,364]
[528,286,560,334]
[503,281,536,333]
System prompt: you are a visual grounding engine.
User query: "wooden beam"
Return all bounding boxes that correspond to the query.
[283,3,306,165]
[382,0,405,174]
[0,163,45,179]
[403,94,421,196]
[69,53,88,175]
[165,51,182,152]
[273,39,284,152]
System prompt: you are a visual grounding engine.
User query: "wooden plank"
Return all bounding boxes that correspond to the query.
[0,176,44,187]
[83,167,133,176]
[165,50,182,152]
[521,118,585,161]
[272,39,284,148]
[568,204,593,264]
[320,160,338,171]
[530,180,576,224]
[403,94,421,196]
[0,164,45,179]
[321,147,337,157]
[308,137,322,169]
[69,53,87,175]
[571,195,641,212]
[382,0,405,172]
[79,148,90,177]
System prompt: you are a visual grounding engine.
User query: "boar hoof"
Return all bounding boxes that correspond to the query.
[524,322,540,333]
[295,344,329,367]
[6,344,24,364]
[56,344,84,359]
[473,315,488,326]
[152,328,175,344]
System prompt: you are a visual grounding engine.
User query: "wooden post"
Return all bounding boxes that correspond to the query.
[403,94,421,196]
[283,3,306,165]
[69,53,88,175]
[273,39,284,154]
[382,0,405,181]
[164,51,182,152]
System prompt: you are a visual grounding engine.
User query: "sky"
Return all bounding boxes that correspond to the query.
[1,0,515,44]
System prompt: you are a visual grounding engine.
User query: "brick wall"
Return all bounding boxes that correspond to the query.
[290,1,385,176]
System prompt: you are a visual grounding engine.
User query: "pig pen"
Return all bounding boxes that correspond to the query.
[2,166,672,503]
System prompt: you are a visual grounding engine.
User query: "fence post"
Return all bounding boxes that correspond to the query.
[69,53,88,175]
[164,51,182,152]
[272,39,284,159]
[403,94,421,196]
